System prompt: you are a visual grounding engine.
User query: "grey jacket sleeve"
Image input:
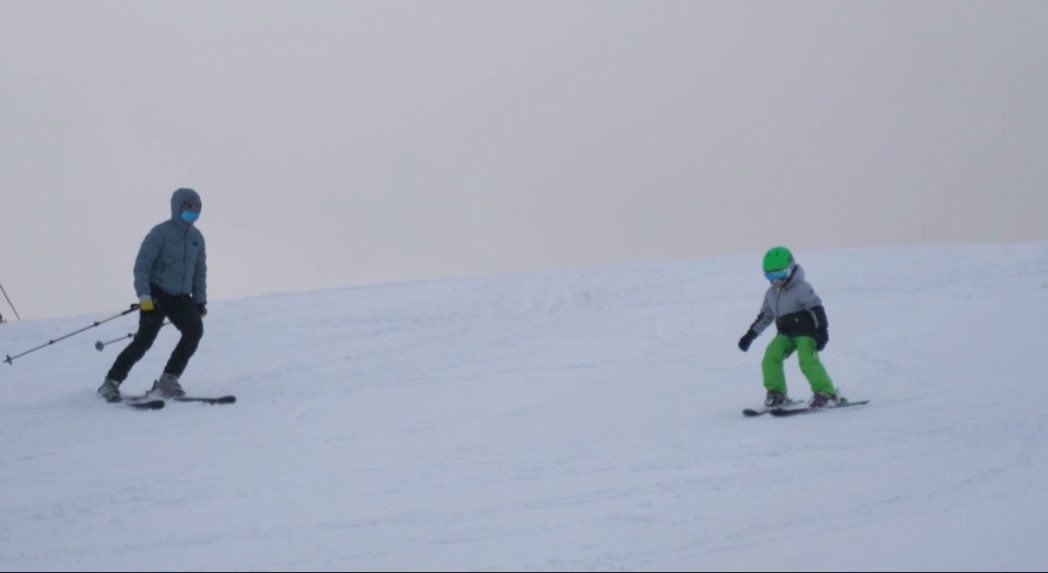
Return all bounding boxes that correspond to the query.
[750,297,775,335]
[133,226,164,298]
[193,235,207,305]
[796,282,822,309]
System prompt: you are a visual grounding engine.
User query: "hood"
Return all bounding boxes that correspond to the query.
[171,188,202,223]
[782,263,806,289]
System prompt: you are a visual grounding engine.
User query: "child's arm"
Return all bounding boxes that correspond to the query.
[739,298,774,352]
[750,297,774,335]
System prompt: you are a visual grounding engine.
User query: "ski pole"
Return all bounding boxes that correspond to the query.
[5,304,140,365]
[0,279,20,321]
[95,321,169,352]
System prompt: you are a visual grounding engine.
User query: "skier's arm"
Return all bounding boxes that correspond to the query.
[133,227,164,300]
[799,283,829,349]
[193,235,207,306]
[796,283,827,327]
[749,297,774,336]
[811,304,828,330]
[739,298,772,352]
[797,282,823,310]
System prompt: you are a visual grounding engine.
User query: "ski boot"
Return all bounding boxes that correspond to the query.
[150,373,186,398]
[810,391,839,409]
[765,389,788,408]
[97,377,123,403]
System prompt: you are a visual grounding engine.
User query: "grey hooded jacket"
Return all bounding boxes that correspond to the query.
[749,264,826,339]
[133,188,207,304]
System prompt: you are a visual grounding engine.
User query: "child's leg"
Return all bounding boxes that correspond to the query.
[761,335,797,395]
[795,336,836,396]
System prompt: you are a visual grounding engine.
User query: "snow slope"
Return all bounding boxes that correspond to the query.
[1,242,1047,572]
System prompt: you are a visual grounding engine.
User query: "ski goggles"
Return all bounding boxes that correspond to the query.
[765,268,791,283]
[181,210,200,222]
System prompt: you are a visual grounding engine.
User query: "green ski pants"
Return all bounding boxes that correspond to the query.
[761,334,835,396]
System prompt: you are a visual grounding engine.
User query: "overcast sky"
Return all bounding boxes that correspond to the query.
[2,0,1046,320]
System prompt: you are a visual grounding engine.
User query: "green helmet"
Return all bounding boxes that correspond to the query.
[762,246,794,272]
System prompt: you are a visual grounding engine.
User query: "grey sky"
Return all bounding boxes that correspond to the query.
[2,0,1046,320]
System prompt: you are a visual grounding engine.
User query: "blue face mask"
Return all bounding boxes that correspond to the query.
[181,211,200,223]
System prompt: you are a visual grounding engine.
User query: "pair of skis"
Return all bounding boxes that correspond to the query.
[109,391,236,410]
[743,396,870,417]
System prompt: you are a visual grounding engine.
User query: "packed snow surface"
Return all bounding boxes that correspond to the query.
[2,242,1047,571]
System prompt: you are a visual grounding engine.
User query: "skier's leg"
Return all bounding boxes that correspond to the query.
[161,295,203,378]
[106,303,166,383]
[795,336,836,396]
[761,335,796,396]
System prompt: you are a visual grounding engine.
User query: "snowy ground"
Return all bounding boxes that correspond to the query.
[1,242,1047,572]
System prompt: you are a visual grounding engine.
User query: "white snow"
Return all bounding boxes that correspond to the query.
[1,242,1047,572]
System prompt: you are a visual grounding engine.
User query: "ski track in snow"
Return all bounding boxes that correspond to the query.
[1,243,1047,571]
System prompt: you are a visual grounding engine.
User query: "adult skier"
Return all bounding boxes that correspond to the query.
[97,188,208,403]
[737,247,838,409]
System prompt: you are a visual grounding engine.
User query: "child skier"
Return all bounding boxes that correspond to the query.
[97,188,208,403]
[738,247,838,409]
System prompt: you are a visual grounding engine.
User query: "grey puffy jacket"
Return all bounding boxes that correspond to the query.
[133,188,207,304]
[749,264,826,338]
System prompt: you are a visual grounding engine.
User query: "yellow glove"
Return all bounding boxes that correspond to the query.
[138,295,154,312]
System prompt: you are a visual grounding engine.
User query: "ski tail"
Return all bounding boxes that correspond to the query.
[101,394,165,410]
[743,398,806,417]
[126,399,165,410]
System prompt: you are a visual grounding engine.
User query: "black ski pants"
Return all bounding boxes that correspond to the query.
[107,284,204,382]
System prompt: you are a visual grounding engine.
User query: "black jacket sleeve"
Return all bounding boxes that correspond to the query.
[812,305,828,332]
[811,305,829,350]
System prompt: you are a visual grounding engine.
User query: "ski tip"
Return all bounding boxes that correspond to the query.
[173,395,236,405]
[207,395,236,405]
[127,399,165,410]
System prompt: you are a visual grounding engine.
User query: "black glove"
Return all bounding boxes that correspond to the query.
[815,328,828,351]
[196,303,207,318]
[811,305,829,351]
[738,330,758,352]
